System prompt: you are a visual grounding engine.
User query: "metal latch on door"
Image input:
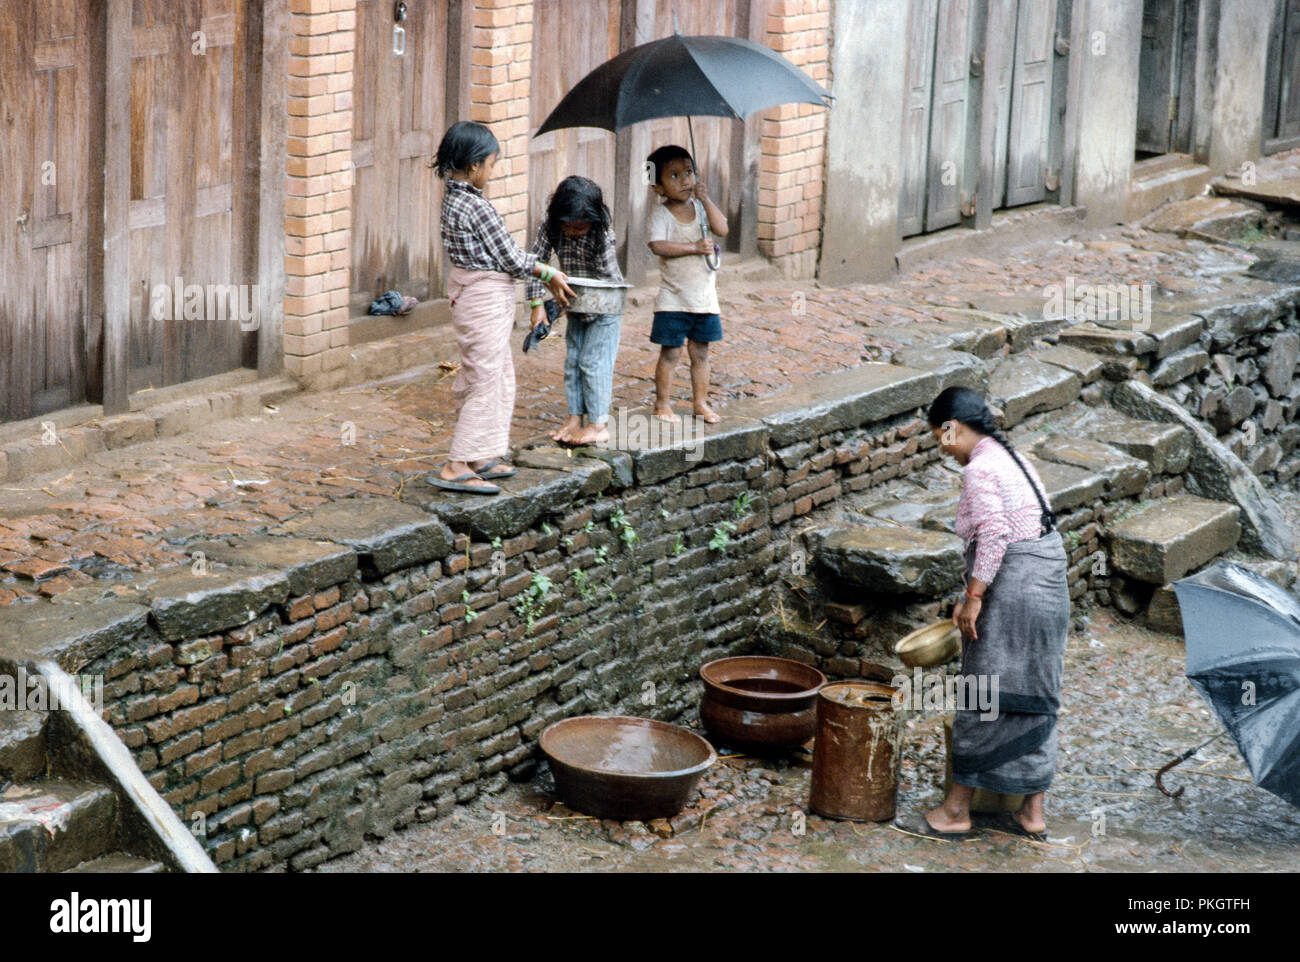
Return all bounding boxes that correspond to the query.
[393,1,407,56]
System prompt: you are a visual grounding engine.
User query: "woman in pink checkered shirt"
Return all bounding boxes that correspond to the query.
[909,387,1070,843]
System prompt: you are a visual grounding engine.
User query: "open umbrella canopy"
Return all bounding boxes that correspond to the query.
[1173,561,1300,807]
[534,32,830,137]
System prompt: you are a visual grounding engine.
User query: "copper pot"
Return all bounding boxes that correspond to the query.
[699,656,827,750]
[540,715,716,820]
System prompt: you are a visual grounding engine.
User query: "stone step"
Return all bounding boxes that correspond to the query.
[1127,157,1212,221]
[1146,557,1299,633]
[1140,193,1260,240]
[0,708,47,785]
[65,852,167,873]
[1032,438,1151,498]
[808,524,965,597]
[1106,495,1241,585]
[986,356,1082,427]
[1056,406,1191,475]
[0,780,118,873]
[1031,344,1105,384]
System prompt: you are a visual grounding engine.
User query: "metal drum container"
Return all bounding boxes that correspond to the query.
[563,276,630,315]
[810,681,902,821]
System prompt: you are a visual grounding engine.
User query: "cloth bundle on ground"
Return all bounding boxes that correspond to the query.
[367,290,418,315]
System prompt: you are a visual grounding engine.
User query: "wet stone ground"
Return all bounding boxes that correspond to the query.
[314,608,1300,873]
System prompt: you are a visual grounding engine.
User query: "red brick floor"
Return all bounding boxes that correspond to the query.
[0,226,1256,607]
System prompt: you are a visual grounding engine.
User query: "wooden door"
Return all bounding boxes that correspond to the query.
[1264,0,1300,151]
[924,0,977,230]
[1135,0,1179,154]
[899,0,978,235]
[351,0,448,309]
[0,0,94,422]
[528,0,622,242]
[1003,0,1056,206]
[126,0,258,392]
[899,0,939,236]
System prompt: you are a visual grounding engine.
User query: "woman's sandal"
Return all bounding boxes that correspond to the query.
[990,812,1047,842]
[897,814,981,842]
[472,459,517,480]
[427,472,501,495]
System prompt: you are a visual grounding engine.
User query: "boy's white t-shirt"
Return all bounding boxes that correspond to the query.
[646,201,719,315]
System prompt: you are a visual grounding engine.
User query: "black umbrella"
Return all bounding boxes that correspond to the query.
[1166,561,1300,807]
[534,23,831,268]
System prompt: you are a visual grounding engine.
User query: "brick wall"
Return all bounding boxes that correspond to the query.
[284,0,357,384]
[470,0,534,240]
[757,0,831,279]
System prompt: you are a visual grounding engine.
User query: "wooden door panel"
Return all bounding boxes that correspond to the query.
[925,0,974,231]
[900,0,939,237]
[351,0,447,306]
[528,0,622,242]
[0,0,92,422]
[1004,0,1056,206]
[126,0,253,392]
[1279,0,1300,139]
[1136,0,1178,154]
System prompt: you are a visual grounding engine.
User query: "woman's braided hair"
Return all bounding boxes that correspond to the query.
[927,386,1056,534]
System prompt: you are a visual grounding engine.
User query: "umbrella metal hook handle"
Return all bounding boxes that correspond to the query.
[686,116,721,272]
[1155,731,1231,798]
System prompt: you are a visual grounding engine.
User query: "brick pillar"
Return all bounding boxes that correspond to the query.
[470,0,533,240]
[283,0,356,385]
[758,0,830,278]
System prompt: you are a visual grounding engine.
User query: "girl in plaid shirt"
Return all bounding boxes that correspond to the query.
[526,176,624,447]
[431,122,574,494]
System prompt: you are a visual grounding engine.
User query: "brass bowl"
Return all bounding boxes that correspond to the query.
[894,620,961,668]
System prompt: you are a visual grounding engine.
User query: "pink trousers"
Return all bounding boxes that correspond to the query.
[447,267,517,464]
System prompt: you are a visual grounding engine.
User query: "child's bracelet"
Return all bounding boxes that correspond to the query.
[528,299,545,308]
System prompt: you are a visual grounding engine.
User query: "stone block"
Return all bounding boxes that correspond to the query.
[725,364,939,447]
[986,357,1081,427]
[1107,496,1240,584]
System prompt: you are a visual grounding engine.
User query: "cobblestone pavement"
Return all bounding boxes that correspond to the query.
[314,605,1300,874]
[0,226,1256,609]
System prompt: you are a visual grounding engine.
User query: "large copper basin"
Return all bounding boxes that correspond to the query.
[539,715,716,820]
[699,656,827,749]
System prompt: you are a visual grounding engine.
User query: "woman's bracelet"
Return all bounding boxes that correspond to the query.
[538,264,554,283]
[965,589,984,601]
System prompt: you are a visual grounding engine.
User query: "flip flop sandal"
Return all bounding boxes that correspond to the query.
[896,815,981,842]
[990,812,1047,842]
[427,472,500,495]
[472,459,517,480]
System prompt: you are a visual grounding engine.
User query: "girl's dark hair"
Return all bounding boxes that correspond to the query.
[646,144,694,184]
[433,121,499,179]
[927,386,1056,533]
[544,176,612,247]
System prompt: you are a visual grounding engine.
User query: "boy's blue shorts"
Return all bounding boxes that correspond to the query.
[650,311,723,347]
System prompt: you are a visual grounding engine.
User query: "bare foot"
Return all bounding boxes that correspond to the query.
[551,416,582,443]
[571,423,610,446]
[924,804,971,833]
[693,402,720,424]
[653,403,681,423]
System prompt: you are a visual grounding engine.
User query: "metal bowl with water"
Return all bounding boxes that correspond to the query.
[561,276,631,316]
[539,715,716,820]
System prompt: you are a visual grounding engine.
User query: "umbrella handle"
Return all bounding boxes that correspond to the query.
[687,117,720,271]
[1155,731,1231,798]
